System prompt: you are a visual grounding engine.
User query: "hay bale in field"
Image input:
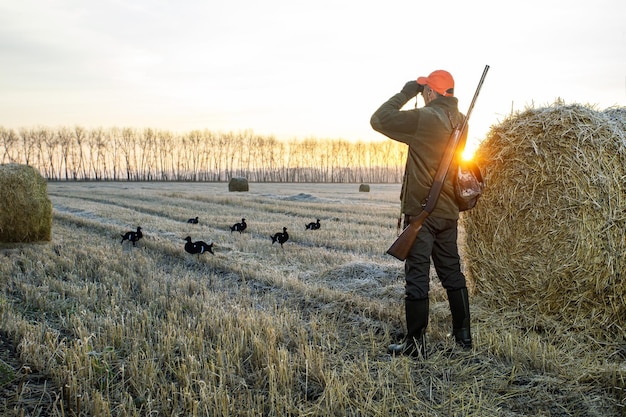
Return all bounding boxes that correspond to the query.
[359,183,370,192]
[0,164,52,242]
[228,177,249,192]
[463,102,626,337]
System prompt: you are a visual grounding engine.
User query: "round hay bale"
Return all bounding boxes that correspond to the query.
[0,164,52,242]
[463,102,626,337]
[359,183,370,192]
[228,177,249,192]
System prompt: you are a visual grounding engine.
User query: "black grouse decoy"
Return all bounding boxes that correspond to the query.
[121,226,143,246]
[305,219,321,230]
[187,217,199,224]
[184,236,214,256]
[230,218,247,234]
[271,227,289,248]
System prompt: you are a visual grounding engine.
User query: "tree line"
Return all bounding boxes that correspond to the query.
[0,126,407,182]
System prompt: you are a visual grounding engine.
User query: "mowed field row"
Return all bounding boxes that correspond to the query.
[49,182,402,260]
[1,182,623,417]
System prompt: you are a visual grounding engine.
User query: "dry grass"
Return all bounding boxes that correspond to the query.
[0,181,624,416]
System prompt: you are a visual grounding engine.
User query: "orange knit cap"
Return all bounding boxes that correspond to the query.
[417,70,454,97]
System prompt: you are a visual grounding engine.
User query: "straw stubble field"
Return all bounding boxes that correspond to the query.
[0,182,623,416]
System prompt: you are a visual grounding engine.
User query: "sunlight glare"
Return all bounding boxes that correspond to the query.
[462,138,480,161]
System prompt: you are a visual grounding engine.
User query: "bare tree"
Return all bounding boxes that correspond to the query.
[17,128,36,166]
[118,128,138,180]
[0,127,19,163]
[56,127,73,180]
[72,126,89,179]
[87,127,110,180]
[156,130,175,180]
[34,127,55,178]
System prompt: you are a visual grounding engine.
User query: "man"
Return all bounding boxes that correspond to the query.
[370,69,472,358]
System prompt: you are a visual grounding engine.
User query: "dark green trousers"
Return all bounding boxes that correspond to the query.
[404,215,467,300]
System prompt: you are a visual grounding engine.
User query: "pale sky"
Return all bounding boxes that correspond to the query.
[1,0,625,152]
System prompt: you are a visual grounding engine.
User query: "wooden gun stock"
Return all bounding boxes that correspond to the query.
[386,212,428,261]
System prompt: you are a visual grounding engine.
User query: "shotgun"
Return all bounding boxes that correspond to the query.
[386,65,489,261]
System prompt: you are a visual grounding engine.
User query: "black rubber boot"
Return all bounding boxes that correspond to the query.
[388,298,429,358]
[447,287,472,349]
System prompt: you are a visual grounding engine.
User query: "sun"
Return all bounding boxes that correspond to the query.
[461,138,480,161]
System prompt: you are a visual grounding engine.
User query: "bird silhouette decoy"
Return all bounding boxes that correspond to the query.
[271,227,289,248]
[305,219,321,230]
[187,216,199,224]
[121,226,143,246]
[184,236,214,257]
[230,218,247,234]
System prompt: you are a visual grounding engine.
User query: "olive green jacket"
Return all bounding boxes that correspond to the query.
[370,92,466,219]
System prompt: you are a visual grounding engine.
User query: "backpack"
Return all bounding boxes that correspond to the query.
[454,159,484,211]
